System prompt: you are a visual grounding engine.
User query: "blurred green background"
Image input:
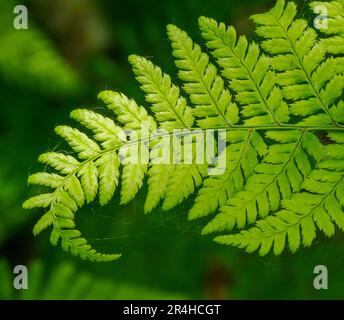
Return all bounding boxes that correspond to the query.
[0,0,343,300]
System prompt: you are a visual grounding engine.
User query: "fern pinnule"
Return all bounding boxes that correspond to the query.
[70,109,125,149]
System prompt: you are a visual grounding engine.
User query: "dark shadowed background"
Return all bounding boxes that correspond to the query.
[0,0,343,299]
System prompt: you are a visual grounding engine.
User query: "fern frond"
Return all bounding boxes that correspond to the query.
[163,161,208,211]
[189,130,267,220]
[78,161,98,204]
[144,164,175,213]
[252,0,344,126]
[57,229,121,262]
[28,172,64,189]
[55,126,101,159]
[96,151,121,206]
[216,133,344,256]
[99,91,157,132]
[310,0,344,56]
[71,109,125,149]
[128,55,197,211]
[120,161,147,205]
[199,16,289,125]
[203,130,323,234]
[24,0,344,261]
[99,91,154,205]
[167,24,239,128]
[129,54,194,130]
[24,114,125,261]
[38,152,80,174]
[24,180,121,262]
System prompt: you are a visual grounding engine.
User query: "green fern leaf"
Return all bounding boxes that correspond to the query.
[24,0,344,261]
[310,0,344,55]
[55,126,101,159]
[23,194,54,209]
[216,133,344,255]
[167,24,239,128]
[64,175,85,208]
[38,152,80,174]
[129,54,194,129]
[96,151,120,206]
[189,130,267,220]
[203,130,323,234]
[199,16,289,125]
[98,91,157,132]
[252,0,344,126]
[120,163,147,205]
[163,162,208,211]
[32,212,54,236]
[144,164,175,213]
[28,172,64,189]
[78,161,99,204]
[71,109,125,149]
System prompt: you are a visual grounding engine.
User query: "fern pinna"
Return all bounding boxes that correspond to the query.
[24,0,344,262]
